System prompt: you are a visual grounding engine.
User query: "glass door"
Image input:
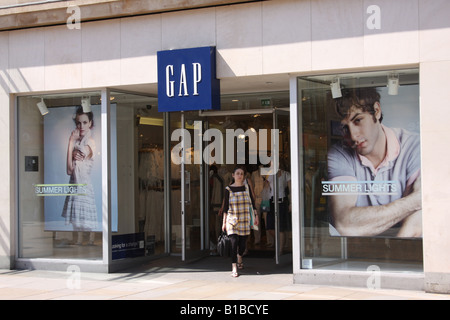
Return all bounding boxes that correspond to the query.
[170,111,207,261]
[273,109,291,264]
[199,107,291,264]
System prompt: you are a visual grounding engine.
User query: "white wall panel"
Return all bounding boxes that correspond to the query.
[420,60,450,275]
[161,7,216,51]
[120,15,162,85]
[216,3,263,77]
[44,26,82,90]
[8,28,45,92]
[0,32,10,267]
[311,0,364,70]
[419,0,450,62]
[363,0,419,66]
[81,20,121,88]
[262,0,312,74]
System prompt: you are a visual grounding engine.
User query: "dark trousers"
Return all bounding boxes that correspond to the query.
[229,234,248,263]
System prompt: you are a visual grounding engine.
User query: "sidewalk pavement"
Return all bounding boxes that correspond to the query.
[1,255,449,300]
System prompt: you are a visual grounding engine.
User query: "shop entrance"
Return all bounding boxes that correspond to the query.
[166,92,291,264]
[201,106,291,264]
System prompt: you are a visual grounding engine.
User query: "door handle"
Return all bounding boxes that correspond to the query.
[185,170,191,205]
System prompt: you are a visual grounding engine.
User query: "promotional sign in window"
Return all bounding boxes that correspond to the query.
[157,46,220,112]
[301,71,422,239]
[41,105,118,232]
[112,233,145,260]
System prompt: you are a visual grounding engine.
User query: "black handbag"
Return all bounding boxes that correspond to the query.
[217,231,231,257]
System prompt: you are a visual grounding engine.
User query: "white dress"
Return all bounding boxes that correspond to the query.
[61,131,98,231]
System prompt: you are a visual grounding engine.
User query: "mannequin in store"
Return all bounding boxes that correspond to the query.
[61,106,98,245]
[251,165,265,245]
[209,164,224,255]
[260,174,273,247]
[138,143,165,251]
[266,161,291,255]
[219,165,233,186]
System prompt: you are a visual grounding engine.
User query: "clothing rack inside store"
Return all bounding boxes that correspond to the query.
[139,143,162,152]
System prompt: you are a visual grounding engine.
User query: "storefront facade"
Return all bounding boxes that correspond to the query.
[1,0,450,293]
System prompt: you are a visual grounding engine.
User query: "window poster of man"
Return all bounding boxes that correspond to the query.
[41,105,103,233]
[324,84,421,239]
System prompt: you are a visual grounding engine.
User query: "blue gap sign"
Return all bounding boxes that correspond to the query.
[157,46,220,112]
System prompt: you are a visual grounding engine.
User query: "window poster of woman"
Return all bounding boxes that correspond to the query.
[42,105,108,233]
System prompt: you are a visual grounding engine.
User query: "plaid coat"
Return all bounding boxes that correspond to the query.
[225,186,251,236]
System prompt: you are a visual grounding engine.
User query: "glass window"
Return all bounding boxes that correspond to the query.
[299,69,423,272]
[18,92,103,260]
[220,91,289,111]
[110,92,165,260]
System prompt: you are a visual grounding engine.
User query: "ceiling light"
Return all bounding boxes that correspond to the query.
[81,97,91,113]
[37,98,49,116]
[330,77,342,98]
[388,73,399,95]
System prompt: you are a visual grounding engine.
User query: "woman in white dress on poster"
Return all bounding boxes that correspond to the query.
[61,106,98,245]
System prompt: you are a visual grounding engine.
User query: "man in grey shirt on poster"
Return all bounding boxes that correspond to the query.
[327,87,422,238]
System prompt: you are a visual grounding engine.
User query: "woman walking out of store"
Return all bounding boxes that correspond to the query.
[222,165,259,277]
